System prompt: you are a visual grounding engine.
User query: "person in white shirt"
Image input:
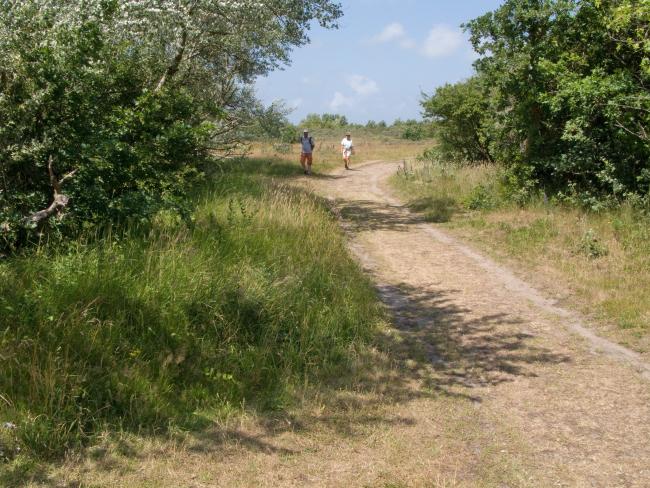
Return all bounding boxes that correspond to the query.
[341,132,354,170]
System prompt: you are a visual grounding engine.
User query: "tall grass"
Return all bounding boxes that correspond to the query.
[0,159,381,459]
[391,158,650,354]
[392,159,502,222]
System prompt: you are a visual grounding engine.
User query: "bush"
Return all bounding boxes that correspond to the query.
[465,184,497,210]
[401,125,425,141]
[300,113,349,129]
[577,228,609,259]
[422,77,494,163]
[0,5,212,252]
[0,0,343,253]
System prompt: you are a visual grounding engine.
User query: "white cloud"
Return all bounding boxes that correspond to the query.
[369,22,462,58]
[370,22,406,44]
[329,91,354,111]
[369,22,417,50]
[326,75,377,114]
[421,25,464,58]
[347,75,379,96]
[399,38,417,49]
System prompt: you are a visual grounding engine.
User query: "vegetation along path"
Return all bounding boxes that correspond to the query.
[305,159,650,487]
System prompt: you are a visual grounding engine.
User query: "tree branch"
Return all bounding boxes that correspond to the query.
[155,29,188,92]
[615,119,649,142]
[23,156,76,226]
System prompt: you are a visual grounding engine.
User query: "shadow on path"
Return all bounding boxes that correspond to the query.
[375,283,570,400]
[336,200,425,233]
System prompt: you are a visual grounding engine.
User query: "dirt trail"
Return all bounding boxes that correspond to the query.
[306,160,650,487]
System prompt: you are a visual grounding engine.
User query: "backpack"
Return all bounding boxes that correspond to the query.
[302,135,315,150]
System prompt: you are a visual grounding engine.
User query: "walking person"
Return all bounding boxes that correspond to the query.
[341,132,354,170]
[299,129,315,175]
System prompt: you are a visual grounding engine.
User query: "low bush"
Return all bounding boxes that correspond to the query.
[577,228,609,259]
[465,184,498,211]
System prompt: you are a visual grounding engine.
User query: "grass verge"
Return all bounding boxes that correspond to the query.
[0,158,383,474]
[390,159,650,356]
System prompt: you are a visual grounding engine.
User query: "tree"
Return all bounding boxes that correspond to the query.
[244,100,294,140]
[422,76,494,162]
[114,0,343,90]
[299,113,348,129]
[0,0,343,251]
[460,0,650,198]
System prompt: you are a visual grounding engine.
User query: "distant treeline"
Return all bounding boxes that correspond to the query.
[299,113,430,134]
[423,0,650,207]
[0,1,342,252]
[248,111,434,142]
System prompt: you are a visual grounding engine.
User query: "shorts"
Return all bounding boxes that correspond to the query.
[301,152,313,164]
[343,149,352,159]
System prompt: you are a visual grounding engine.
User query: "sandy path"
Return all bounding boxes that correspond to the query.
[306,160,650,487]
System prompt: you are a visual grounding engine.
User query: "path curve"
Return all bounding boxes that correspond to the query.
[307,159,650,487]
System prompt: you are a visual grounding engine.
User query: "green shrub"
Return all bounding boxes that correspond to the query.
[0,0,343,253]
[0,5,212,251]
[401,125,425,141]
[422,77,494,163]
[465,184,497,210]
[422,1,650,203]
[577,228,609,259]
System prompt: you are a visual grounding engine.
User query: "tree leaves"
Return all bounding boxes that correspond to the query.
[426,0,650,204]
[0,0,342,251]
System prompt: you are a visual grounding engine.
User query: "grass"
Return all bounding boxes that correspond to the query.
[391,158,650,356]
[0,158,383,470]
[393,159,502,222]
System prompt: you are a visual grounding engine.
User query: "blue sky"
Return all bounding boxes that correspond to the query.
[255,0,504,124]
